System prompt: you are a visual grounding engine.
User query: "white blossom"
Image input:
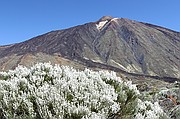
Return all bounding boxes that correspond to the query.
[0,62,168,119]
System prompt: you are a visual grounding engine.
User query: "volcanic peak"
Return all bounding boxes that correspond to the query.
[98,16,113,22]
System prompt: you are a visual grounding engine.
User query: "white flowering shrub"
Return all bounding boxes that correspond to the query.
[135,99,169,119]
[0,63,168,119]
[138,81,180,119]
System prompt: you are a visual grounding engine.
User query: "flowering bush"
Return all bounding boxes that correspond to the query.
[0,63,168,119]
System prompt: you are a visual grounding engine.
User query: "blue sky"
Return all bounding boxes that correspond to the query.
[0,0,179,45]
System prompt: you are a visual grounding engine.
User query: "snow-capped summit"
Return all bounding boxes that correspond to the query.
[96,20,108,30]
[96,16,115,30]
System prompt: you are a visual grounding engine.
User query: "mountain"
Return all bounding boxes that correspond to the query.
[0,16,179,82]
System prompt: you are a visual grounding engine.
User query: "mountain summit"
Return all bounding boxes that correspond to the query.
[0,16,179,81]
[97,16,113,22]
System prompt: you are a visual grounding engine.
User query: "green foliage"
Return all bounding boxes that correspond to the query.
[0,75,9,81]
[170,106,180,119]
[118,89,138,118]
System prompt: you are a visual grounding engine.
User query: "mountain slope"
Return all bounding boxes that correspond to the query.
[0,16,179,81]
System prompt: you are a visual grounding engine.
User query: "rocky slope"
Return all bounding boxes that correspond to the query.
[0,16,179,82]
